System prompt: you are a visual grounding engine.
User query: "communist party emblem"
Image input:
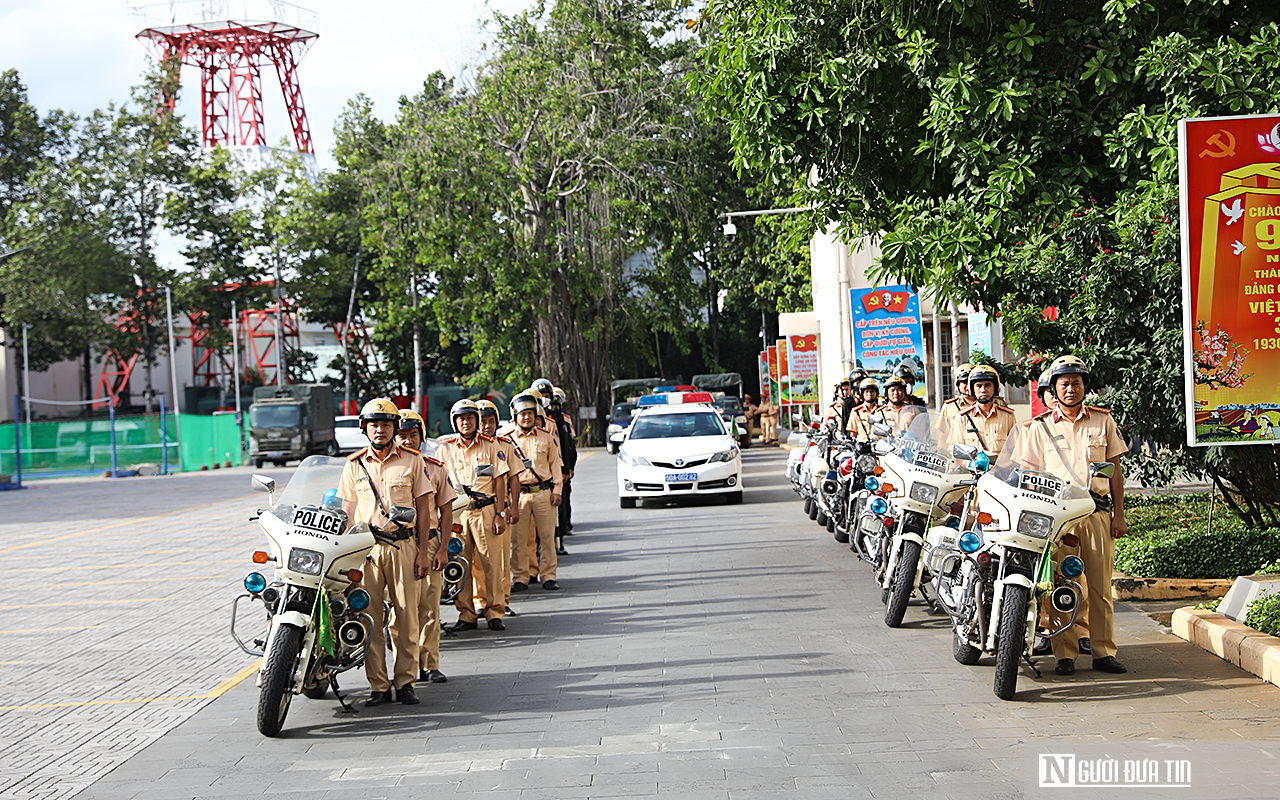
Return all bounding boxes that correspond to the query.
[861,289,909,314]
[790,334,817,351]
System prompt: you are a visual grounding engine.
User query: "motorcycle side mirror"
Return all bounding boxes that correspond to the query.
[868,413,884,425]
[792,413,804,425]
[389,506,416,526]
[251,475,276,505]
[871,423,892,438]
[1088,461,1116,480]
[951,443,978,461]
[872,440,893,456]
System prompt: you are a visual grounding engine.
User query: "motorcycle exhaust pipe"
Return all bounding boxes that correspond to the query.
[338,620,366,648]
[1051,585,1079,614]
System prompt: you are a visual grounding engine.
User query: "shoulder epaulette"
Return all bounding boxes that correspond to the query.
[1088,406,1111,414]
[1032,410,1054,420]
[996,405,1015,414]
[425,455,444,466]
[347,448,366,461]
[438,434,457,442]
[479,433,495,442]
[945,397,961,406]
[401,446,420,455]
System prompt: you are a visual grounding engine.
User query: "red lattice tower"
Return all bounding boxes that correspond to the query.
[332,320,383,413]
[137,19,317,152]
[242,294,300,386]
[187,311,235,388]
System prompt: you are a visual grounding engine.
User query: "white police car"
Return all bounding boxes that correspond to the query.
[616,391,743,508]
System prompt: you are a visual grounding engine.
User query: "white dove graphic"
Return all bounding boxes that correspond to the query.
[1233,240,1246,255]
[1223,198,1244,226]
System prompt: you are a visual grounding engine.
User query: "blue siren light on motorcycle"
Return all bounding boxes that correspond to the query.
[971,452,990,472]
[448,537,464,556]
[864,476,880,491]
[1062,555,1085,578]
[243,571,267,593]
[869,497,889,515]
[958,531,983,553]
[348,588,371,611]
[321,488,341,508]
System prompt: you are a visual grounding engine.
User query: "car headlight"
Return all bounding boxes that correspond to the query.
[909,482,939,506]
[625,454,651,467]
[608,424,623,435]
[287,547,324,575]
[708,448,738,463]
[1016,512,1054,540]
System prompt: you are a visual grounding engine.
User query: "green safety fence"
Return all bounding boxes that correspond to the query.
[0,412,244,480]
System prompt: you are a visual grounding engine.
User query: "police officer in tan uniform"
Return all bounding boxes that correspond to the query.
[337,398,440,706]
[478,399,520,611]
[389,408,457,685]
[939,363,974,444]
[846,378,881,441]
[826,379,853,424]
[1018,356,1128,676]
[507,391,565,591]
[438,399,510,631]
[948,365,1017,455]
[879,375,912,430]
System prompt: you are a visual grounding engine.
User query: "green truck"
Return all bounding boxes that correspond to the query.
[248,384,338,468]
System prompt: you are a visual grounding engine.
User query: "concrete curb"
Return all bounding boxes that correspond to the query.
[1111,573,1234,601]
[1173,607,1280,687]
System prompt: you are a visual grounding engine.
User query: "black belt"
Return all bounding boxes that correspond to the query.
[467,495,496,510]
[1091,492,1113,513]
[381,527,415,541]
[521,480,554,492]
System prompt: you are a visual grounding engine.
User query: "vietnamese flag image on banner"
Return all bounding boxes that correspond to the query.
[767,345,780,406]
[1181,114,1280,446]
[758,350,771,404]
[861,288,911,314]
[787,334,819,403]
[777,339,791,403]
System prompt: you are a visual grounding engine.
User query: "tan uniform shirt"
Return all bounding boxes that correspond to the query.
[510,425,564,493]
[846,402,881,441]
[436,433,509,502]
[422,454,459,516]
[338,445,436,529]
[1017,406,1128,495]
[950,401,1018,455]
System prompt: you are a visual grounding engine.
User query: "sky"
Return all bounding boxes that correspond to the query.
[0,0,535,171]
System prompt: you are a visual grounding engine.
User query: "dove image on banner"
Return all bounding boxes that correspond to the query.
[1180,113,1280,446]
[850,285,928,398]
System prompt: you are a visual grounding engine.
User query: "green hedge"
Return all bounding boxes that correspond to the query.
[1245,594,1280,638]
[1112,493,1280,579]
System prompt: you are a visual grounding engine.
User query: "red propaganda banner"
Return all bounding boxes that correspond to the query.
[1181,114,1280,445]
[776,339,791,403]
[787,334,819,403]
[758,350,770,404]
[861,288,911,315]
[767,346,780,406]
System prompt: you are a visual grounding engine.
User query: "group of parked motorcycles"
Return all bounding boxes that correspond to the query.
[785,409,1113,700]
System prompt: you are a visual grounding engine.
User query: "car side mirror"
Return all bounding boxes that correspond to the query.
[389,506,416,525]
[1088,461,1115,481]
[951,444,978,461]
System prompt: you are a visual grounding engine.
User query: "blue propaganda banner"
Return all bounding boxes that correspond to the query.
[850,285,928,398]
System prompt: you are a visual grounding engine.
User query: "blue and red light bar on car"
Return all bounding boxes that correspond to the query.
[637,391,716,406]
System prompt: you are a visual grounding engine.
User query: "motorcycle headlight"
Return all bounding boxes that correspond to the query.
[243,571,267,593]
[909,482,939,506]
[1062,555,1084,578]
[856,455,877,474]
[347,588,371,611]
[1016,511,1054,540]
[708,448,738,463]
[869,497,889,515]
[958,531,983,553]
[287,547,324,575]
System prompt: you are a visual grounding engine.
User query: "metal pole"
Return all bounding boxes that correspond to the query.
[22,324,31,424]
[232,299,243,464]
[274,262,286,385]
[932,307,944,410]
[13,393,22,489]
[165,286,183,471]
[109,396,118,478]
[160,394,168,476]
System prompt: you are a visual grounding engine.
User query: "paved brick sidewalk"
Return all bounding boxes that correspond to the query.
[16,451,1280,799]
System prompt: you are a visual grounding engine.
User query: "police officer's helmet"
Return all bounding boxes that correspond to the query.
[838,377,852,389]
[359,398,401,433]
[893,364,916,383]
[1047,355,1091,398]
[532,378,554,399]
[449,398,481,432]
[858,378,879,394]
[955,363,974,386]
[1036,369,1052,398]
[510,392,540,418]
[475,399,499,418]
[552,387,566,404]
[968,365,1001,394]
[884,376,908,393]
[848,367,868,383]
[397,408,425,437]
[526,387,548,416]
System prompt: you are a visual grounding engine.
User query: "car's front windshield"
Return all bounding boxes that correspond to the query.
[628,411,726,440]
[612,404,637,420]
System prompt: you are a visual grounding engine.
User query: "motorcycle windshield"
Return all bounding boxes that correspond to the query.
[273,455,349,511]
[890,407,969,476]
[991,422,1094,501]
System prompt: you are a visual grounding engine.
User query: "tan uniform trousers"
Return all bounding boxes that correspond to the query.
[472,535,511,613]
[1050,510,1114,661]
[454,506,505,622]
[364,538,420,691]
[387,534,443,671]
[512,489,556,584]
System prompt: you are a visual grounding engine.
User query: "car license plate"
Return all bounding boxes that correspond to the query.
[665,472,698,482]
[267,451,284,458]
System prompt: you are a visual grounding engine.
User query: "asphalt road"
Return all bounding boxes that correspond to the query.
[4,448,1280,800]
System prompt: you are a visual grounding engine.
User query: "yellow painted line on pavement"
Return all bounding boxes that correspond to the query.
[0,658,262,711]
[11,575,230,590]
[0,547,209,561]
[0,497,248,555]
[0,625,110,634]
[22,560,242,573]
[0,598,169,610]
[0,661,27,665]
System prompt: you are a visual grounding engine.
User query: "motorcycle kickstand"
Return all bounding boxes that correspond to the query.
[330,675,358,714]
[1022,653,1043,679]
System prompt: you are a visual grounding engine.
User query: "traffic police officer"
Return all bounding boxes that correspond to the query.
[438,399,510,631]
[337,398,439,705]
[478,399,521,612]
[391,408,457,684]
[948,365,1017,455]
[508,391,565,590]
[893,364,927,407]
[846,378,881,441]
[879,375,911,429]
[1019,356,1127,676]
[548,388,577,552]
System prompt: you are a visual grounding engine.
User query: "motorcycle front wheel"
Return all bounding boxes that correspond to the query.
[257,622,304,737]
[884,540,921,628]
[993,585,1030,700]
[804,497,814,517]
